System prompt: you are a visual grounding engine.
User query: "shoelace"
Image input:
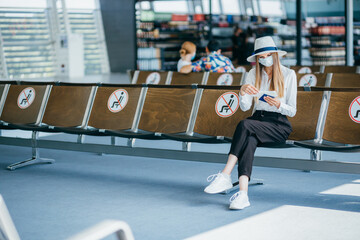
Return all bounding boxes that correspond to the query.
[229,192,240,202]
[207,172,221,182]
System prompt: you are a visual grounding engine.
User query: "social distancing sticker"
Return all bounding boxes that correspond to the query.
[217,73,233,86]
[107,89,128,113]
[17,87,35,109]
[299,74,317,87]
[349,96,360,123]
[146,72,161,84]
[298,67,312,74]
[235,66,246,73]
[215,92,239,118]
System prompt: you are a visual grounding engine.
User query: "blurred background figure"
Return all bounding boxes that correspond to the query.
[232,26,247,65]
[178,41,197,72]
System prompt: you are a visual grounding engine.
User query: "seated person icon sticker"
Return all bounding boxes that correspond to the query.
[349,96,360,123]
[299,74,317,87]
[217,74,233,86]
[298,67,312,74]
[146,72,161,84]
[17,87,35,109]
[107,89,129,113]
[215,92,239,118]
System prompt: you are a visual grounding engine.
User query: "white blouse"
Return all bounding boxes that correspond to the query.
[239,65,297,117]
[177,59,191,72]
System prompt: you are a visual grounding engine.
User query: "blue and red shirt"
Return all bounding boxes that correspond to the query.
[191,52,235,73]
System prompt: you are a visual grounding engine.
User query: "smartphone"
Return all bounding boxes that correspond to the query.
[259,94,274,102]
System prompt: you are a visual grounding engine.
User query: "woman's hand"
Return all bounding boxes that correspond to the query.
[264,96,281,109]
[240,84,259,96]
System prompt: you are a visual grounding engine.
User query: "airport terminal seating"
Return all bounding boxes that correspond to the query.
[0,69,360,174]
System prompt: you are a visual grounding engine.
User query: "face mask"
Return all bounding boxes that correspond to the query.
[259,55,273,67]
[191,53,196,61]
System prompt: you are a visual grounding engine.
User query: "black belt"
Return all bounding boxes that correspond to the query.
[253,110,282,117]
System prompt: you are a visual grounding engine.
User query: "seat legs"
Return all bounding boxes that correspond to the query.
[310,149,322,161]
[7,131,55,171]
[182,142,191,151]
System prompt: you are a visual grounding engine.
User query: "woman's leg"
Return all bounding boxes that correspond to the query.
[223,119,255,176]
[222,154,238,175]
[239,175,249,192]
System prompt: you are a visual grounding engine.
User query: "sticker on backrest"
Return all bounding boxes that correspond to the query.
[107,89,129,113]
[217,73,233,86]
[17,87,35,109]
[298,67,312,74]
[299,74,317,87]
[235,66,246,73]
[215,92,240,118]
[349,96,360,123]
[146,72,161,84]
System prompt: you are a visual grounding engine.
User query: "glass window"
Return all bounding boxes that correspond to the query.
[221,0,240,14]
[153,1,188,13]
[141,1,151,10]
[252,0,260,16]
[65,0,96,9]
[202,0,221,14]
[259,0,284,17]
[0,0,46,8]
[195,5,202,13]
[246,7,253,16]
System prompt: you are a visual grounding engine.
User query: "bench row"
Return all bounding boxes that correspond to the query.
[234,65,360,74]
[0,82,359,152]
[130,70,360,88]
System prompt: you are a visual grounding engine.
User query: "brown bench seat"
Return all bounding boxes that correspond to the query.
[103,85,197,140]
[294,89,360,152]
[8,84,95,134]
[0,83,51,131]
[163,86,252,143]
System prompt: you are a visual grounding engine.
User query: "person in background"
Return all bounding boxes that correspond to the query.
[177,41,196,72]
[245,27,256,63]
[232,26,247,65]
[180,40,235,73]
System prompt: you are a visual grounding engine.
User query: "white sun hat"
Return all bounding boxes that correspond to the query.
[246,36,287,63]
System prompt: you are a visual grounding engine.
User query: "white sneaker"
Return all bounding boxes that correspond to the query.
[229,191,250,210]
[204,172,233,194]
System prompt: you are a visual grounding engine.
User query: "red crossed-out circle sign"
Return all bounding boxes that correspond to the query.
[349,96,360,123]
[17,87,36,109]
[107,89,129,113]
[217,73,233,86]
[298,66,312,74]
[299,74,317,87]
[235,66,246,73]
[215,92,240,118]
[146,72,161,84]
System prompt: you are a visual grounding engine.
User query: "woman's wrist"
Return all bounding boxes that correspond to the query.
[240,87,245,96]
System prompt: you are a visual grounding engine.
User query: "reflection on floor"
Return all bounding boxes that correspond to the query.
[187,204,360,240]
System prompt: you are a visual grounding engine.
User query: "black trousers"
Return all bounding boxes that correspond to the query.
[229,110,293,179]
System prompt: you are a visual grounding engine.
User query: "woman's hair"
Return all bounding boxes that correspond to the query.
[255,52,284,98]
[179,41,196,57]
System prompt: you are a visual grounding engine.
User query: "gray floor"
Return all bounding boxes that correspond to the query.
[0,132,360,240]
